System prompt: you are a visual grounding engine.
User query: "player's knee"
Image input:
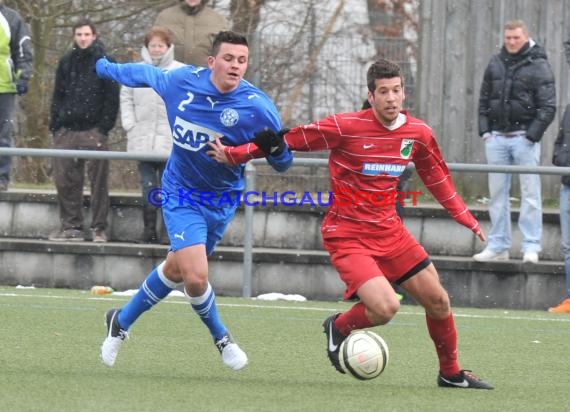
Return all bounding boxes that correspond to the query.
[424,292,451,319]
[163,259,183,283]
[183,271,209,295]
[368,298,400,324]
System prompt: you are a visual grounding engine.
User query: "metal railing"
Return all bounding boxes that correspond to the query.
[2,147,570,297]
[4,147,570,175]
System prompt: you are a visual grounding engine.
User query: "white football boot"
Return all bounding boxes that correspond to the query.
[100,308,129,367]
[215,332,248,371]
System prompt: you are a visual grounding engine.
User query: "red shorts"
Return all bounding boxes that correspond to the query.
[324,228,429,300]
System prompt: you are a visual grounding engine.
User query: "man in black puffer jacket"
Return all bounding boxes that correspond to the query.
[48,19,119,243]
[474,19,555,264]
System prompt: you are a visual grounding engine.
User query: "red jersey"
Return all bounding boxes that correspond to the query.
[225,109,480,239]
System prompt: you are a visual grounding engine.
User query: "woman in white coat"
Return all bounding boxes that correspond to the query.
[120,26,184,243]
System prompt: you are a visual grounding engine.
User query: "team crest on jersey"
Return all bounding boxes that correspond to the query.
[220,108,239,127]
[362,163,406,176]
[400,139,414,159]
[172,116,217,151]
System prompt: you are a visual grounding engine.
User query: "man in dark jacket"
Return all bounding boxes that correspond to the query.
[474,19,555,264]
[48,19,119,242]
[0,1,33,190]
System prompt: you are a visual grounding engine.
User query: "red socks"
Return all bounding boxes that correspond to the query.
[335,302,375,336]
[426,312,460,377]
[336,305,461,377]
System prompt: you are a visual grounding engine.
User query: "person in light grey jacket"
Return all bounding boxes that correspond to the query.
[120,26,184,243]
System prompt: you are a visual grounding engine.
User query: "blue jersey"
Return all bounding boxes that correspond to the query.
[96,59,292,205]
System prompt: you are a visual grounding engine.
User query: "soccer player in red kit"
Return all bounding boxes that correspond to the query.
[208,59,493,389]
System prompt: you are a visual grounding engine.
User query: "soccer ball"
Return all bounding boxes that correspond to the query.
[339,330,389,380]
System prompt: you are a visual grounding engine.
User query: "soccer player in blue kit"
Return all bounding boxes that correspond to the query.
[96,31,292,370]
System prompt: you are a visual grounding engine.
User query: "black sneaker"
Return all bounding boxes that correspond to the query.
[100,308,128,367]
[437,369,494,389]
[322,313,346,374]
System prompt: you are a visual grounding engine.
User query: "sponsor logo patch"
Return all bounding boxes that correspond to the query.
[362,163,406,176]
[172,117,218,151]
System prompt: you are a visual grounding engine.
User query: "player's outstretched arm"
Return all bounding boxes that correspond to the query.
[414,133,486,242]
[416,163,485,241]
[96,57,163,89]
[209,129,284,165]
[207,130,293,172]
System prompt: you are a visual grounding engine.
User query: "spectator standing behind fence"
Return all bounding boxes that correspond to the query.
[48,19,120,243]
[549,105,570,313]
[120,27,183,244]
[474,19,556,264]
[155,0,228,67]
[0,1,33,191]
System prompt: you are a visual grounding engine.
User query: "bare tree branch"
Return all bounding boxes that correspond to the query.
[280,0,346,124]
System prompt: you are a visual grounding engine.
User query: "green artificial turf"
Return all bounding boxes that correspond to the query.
[1,286,568,412]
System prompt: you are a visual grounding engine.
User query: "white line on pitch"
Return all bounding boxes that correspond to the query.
[1,291,569,323]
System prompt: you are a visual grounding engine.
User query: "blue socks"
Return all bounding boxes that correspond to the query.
[118,261,177,330]
[187,282,227,341]
[116,262,226,341]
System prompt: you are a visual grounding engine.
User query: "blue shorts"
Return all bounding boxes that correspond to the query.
[162,194,237,255]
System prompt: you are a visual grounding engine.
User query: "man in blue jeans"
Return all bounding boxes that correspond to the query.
[474,19,556,263]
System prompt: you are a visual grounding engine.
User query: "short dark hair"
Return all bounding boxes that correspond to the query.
[367,59,403,92]
[361,99,371,110]
[211,31,248,56]
[73,19,97,36]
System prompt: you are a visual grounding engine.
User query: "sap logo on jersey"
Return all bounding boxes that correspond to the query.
[172,117,217,151]
[362,163,406,176]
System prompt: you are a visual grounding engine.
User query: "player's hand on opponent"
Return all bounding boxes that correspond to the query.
[253,128,290,156]
[207,136,230,164]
